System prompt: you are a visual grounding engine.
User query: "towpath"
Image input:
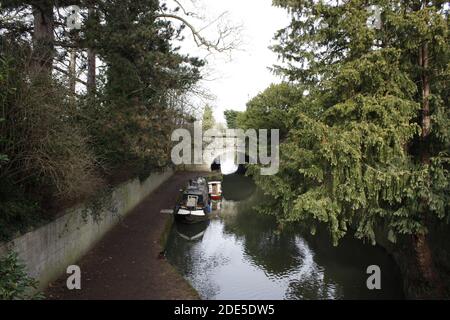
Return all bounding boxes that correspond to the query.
[46,171,201,300]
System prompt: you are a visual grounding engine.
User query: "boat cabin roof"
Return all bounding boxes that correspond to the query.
[184,187,205,197]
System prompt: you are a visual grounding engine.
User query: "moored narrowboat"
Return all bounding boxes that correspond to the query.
[208,180,222,200]
[174,177,212,223]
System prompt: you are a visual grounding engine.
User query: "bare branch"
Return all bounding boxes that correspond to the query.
[171,0,197,17]
[155,12,242,53]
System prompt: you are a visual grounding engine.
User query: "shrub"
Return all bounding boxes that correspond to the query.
[1,41,104,200]
[0,251,43,300]
[0,39,104,239]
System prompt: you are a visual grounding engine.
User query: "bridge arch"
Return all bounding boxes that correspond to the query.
[209,150,257,175]
[201,132,258,175]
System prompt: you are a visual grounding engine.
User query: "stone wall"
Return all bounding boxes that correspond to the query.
[0,169,174,290]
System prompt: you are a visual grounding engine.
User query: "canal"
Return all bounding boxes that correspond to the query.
[165,174,404,300]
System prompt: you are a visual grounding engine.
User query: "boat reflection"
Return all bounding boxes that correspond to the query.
[175,220,210,241]
[211,200,221,211]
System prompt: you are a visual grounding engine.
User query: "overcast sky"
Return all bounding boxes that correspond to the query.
[177,0,290,123]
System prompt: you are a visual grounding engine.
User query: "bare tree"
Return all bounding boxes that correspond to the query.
[157,0,242,54]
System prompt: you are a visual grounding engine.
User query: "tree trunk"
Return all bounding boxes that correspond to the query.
[69,48,77,94]
[87,6,97,94]
[420,42,431,148]
[87,48,96,94]
[412,40,443,298]
[413,234,439,284]
[32,3,55,76]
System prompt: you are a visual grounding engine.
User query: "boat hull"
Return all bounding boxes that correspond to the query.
[210,194,222,200]
[175,220,210,240]
[175,214,209,224]
[174,207,211,224]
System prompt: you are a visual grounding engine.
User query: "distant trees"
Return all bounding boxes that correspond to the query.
[224,110,237,129]
[223,110,241,129]
[202,105,215,132]
[237,83,304,139]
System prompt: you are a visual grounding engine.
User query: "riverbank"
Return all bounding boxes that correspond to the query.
[46,172,202,300]
[375,223,450,299]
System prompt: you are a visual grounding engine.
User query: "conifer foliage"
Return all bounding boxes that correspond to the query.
[244,0,449,296]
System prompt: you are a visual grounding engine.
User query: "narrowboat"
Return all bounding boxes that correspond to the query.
[208,180,222,200]
[174,177,212,223]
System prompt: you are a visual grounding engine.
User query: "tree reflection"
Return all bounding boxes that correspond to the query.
[165,174,404,300]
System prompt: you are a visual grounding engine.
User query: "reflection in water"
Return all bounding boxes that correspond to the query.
[165,175,404,300]
[175,221,210,241]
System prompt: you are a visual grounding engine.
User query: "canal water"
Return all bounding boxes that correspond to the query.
[165,174,404,300]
